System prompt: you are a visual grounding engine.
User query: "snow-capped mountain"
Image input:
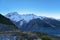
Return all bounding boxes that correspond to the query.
[6,12,23,22]
[5,12,58,27]
[6,12,60,28]
[5,12,60,36]
[5,12,46,28]
[6,12,44,22]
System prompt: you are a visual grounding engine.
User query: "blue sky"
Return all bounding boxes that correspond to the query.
[0,0,60,19]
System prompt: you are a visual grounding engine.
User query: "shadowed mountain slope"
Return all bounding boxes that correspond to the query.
[0,14,18,31]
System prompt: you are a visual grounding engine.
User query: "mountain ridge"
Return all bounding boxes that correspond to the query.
[5,12,59,22]
[5,12,60,36]
[5,12,50,22]
[0,14,18,31]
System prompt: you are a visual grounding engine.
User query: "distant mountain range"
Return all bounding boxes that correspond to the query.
[4,12,60,36]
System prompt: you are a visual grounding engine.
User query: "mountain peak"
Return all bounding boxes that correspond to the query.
[5,12,47,22]
[6,12,22,22]
[6,12,39,22]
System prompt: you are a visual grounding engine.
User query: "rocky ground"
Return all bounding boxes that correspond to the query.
[0,30,60,40]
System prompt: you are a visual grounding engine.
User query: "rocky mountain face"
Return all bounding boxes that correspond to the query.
[5,12,60,36]
[5,12,46,27]
[20,18,60,36]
